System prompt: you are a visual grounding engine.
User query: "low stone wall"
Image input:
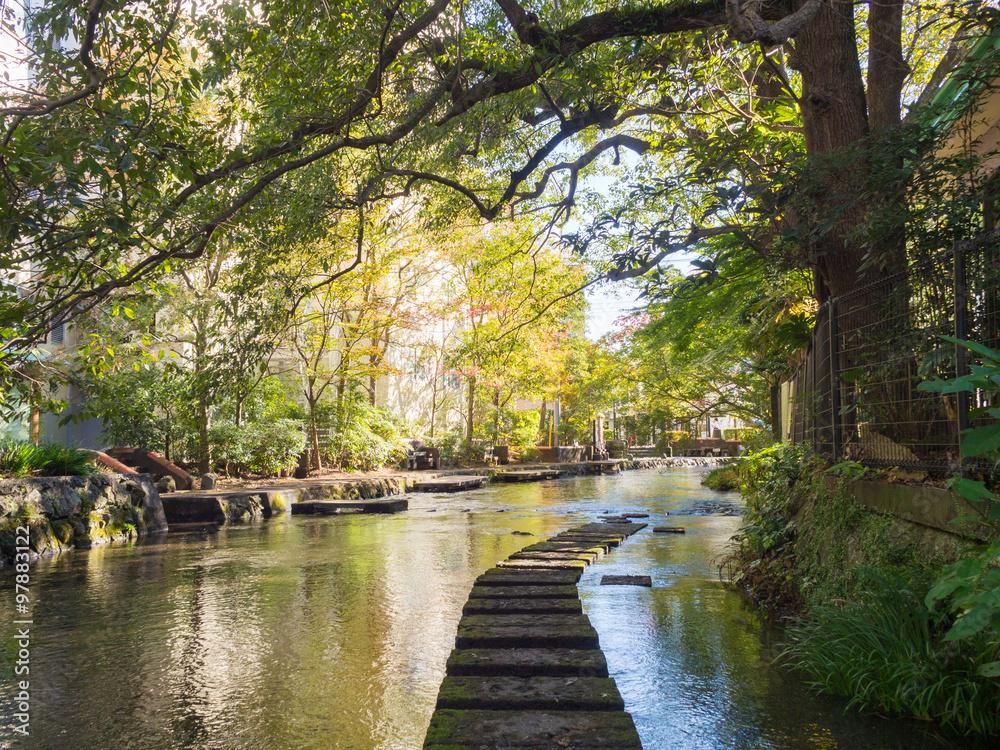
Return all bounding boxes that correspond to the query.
[631,456,734,468]
[162,476,415,524]
[0,474,167,564]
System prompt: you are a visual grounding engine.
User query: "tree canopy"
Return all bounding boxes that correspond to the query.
[2,0,998,430]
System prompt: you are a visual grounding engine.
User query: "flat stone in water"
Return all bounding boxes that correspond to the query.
[508,551,599,563]
[455,614,599,649]
[445,648,608,678]
[435,675,625,711]
[518,542,606,555]
[496,558,589,571]
[424,709,642,749]
[600,575,652,587]
[572,522,646,535]
[475,568,582,586]
[462,598,582,616]
[467,585,580,600]
[653,526,686,534]
[551,535,625,545]
[622,513,649,518]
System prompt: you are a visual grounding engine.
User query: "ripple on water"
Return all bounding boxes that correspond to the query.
[0,467,982,749]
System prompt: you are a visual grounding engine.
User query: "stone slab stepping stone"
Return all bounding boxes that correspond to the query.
[600,575,652,587]
[475,568,582,586]
[455,614,599,649]
[496,558,589,571]
[467,585,580,600]
[413,475,487,492]
[552,533,622,545]
[653,526,686,534]
[508,550,598,563]
[297,498,408,514]
[573,522,646,534]
[436,675,625,711]
[622,513,650,518]
[446,648,608,678]
[519,542,606,554]
[462,598,582,616]
[424,709,642,749]
[494,470,563,482]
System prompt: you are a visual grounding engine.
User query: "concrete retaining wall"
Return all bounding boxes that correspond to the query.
[828,476,998,544]
[0,474,167,564]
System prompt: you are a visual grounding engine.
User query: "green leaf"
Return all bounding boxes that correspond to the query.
[961,422,1000,458]
[977,660,1000,678]
[941,335,1000,364]
[945,603,995,641]
[950,477,995,505]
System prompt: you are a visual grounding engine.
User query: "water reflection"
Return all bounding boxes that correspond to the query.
[0,468,979,749]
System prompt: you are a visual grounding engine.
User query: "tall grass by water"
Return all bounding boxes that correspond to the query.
[0,437,95,477]
[785,567,1000,736]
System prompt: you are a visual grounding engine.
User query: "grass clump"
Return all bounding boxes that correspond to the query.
[701,465,740,491]
[0,437,95,477]
[785,566,1000,735]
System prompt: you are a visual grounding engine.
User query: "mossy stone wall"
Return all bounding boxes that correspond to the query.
[0,474,167,564]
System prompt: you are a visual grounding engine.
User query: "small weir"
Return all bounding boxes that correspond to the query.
[423,522,647,749]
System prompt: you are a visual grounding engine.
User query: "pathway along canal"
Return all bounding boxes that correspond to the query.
[0,468,977,749]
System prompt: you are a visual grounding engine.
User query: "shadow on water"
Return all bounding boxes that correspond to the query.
[0,467,986,749]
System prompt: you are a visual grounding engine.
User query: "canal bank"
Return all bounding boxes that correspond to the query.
[156,456,734,526]
[0,466,977,750]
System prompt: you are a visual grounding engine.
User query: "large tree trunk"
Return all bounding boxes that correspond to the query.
[794,0,870,302]
[769,380,781,438]
[309,398,323,472]
[466,375,476,441]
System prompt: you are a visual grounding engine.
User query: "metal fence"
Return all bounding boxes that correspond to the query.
[785,232,1000,475]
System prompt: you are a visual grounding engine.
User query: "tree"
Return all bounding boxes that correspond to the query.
[443,223,587,442]
[1,0,988,395]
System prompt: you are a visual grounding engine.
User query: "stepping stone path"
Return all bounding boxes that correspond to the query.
[423,522,647,749]
[652,526,686,534]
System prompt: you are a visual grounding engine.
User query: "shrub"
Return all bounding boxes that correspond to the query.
[0,438,95,477]
[518,445,541,464]
[720,442,818,613]
[242,419,306,475]
[701,465,740,491]
[786,567,1000,735]
[735,427,776,453]
[325,397,406,471]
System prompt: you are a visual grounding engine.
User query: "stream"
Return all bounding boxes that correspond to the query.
[0,467,975,749]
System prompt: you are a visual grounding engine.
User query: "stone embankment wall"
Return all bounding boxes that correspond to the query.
[0,474,167,565]
[626,456,734,469]
[164,476,415,524]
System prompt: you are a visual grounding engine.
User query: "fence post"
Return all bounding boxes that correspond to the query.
[829,299,842,461]
[954,246,970,472]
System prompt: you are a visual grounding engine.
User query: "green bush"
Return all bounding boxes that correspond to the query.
[518,445,541,463]
[325,397,406,471]
[701,465,740,491]
[720,442,818,612]
[786,567,1000,735]
[735,427,776,453]
[242,418,305,475]
[918,337,1000,679]
[0,438,95,477]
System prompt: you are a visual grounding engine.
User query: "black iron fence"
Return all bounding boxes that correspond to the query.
[785,232,1000,475]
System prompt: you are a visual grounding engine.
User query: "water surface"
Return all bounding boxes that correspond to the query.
[0,468,974,749]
